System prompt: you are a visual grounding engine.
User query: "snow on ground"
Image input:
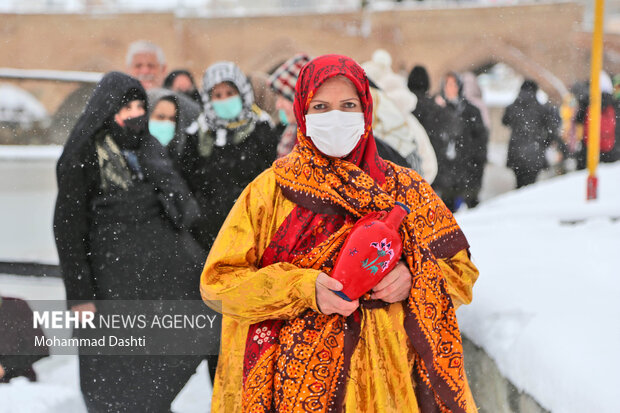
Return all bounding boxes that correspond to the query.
[0,145,62,161]
[456,162,620,413]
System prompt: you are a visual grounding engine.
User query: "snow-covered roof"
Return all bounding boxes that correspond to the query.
[0,84,48,125]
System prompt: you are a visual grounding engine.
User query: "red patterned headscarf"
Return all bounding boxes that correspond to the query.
[244,55,472,413]
[292,54,387,185]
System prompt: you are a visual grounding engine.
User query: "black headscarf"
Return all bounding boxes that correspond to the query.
[163,69,202,105]
[407,65,431,95]
[58,71,148,168]
[440,71,466,114]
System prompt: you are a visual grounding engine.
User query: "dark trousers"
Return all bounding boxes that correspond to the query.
[514,168,539,188]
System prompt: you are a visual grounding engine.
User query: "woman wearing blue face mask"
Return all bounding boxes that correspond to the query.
[180,62,278,384]
[147,88,201,164]
[180,61,278,254]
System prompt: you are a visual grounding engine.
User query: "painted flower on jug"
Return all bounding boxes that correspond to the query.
[370,238,394,259]
[361,238,395,275]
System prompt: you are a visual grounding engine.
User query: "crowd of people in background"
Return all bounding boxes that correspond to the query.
[49,39,620,410]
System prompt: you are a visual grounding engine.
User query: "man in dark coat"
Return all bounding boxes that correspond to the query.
[54,72,206,412]
[503,80,559,188]
[408,65,463,209]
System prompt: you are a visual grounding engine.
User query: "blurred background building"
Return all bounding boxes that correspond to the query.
[0,0,618,146]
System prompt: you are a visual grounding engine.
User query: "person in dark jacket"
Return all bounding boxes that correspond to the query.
[503,80,559,188]
[408,65,463,208]
[53,72,206,412]
[181,61,278,251]
[437,71,489,209]
[575,81,618,169]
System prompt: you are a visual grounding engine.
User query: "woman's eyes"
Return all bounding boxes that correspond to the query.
[213,91,235,100]
[310,101,358,111]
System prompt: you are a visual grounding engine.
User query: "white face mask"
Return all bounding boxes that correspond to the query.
[305,110,365,158]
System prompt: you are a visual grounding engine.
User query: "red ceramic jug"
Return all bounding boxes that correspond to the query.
[331,201,411,301]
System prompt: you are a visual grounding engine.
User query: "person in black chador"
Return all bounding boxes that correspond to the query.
[503,80,559,188]
[437,72,489,210]
[181,61,278,251]
[54,72,206,412]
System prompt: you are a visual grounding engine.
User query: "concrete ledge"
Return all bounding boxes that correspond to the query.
[464,336,549,413]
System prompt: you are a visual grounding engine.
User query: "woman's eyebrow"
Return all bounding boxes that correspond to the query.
[340,97,360,102]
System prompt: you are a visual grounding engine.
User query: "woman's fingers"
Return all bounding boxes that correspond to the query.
[372,264,404,293]
[371,262,412,303]
[317,272,343,291]
[316,272,358,316]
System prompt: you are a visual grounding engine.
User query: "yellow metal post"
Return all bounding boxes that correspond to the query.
[587,0,605,200]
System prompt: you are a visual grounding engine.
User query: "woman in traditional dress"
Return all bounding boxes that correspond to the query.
[201,55,479,413]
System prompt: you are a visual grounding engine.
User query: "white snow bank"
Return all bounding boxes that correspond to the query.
[456,162,620,413]
[0,355,212,413]
[0,68,102,84]
[0,145,62,161]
